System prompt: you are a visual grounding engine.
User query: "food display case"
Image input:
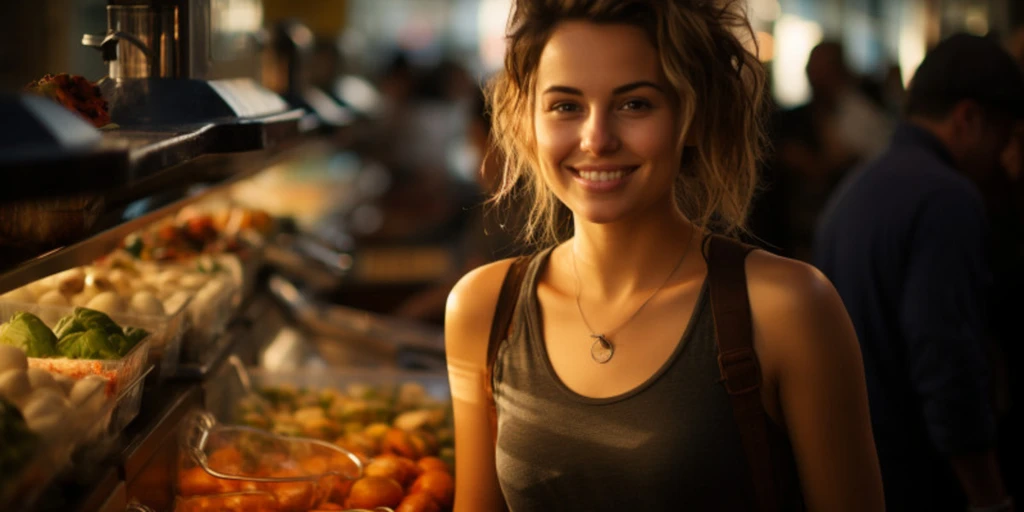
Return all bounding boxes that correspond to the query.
[0,0,458,509]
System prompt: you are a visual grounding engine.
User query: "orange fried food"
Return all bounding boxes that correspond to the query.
[381,428,421,459]
[260,474,317,512]
[207,447,245,472]
[299,455,332,476]
[409,470,454,509]
[179,466,240,496]
[219,493,279,512]
[344,476,405,510]
[409,431,439,458]
[415,456,449,475]
[363,456,411,487]
[311,503,345,511]
[175,492,279,512]
[395,492,442,512]
[323,475,355,505]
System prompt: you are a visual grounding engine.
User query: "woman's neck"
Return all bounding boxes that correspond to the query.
[566,202,698,302]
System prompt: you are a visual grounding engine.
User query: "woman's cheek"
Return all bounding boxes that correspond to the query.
[535,121,576,172]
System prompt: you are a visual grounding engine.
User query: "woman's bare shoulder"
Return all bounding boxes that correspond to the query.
[744,250,838,311]
[743,249,860,376]
[445,257,522,365]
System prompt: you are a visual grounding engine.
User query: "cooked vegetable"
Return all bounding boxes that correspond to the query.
[0,312,58,357]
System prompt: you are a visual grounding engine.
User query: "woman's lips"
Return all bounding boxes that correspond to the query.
[568,165,639,192]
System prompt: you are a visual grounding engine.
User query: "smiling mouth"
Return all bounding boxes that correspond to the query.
[568,166,639,182]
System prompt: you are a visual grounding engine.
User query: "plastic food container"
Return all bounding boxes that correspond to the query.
[106,364,153,435]
[180,276,240,365]
[0,363,122,510]
[204,364,457,511]
[0,299,183,383]
[177,411,363,512]
[27,337,151,399]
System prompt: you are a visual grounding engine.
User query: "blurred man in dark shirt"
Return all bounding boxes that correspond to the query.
[815,34,1024,512]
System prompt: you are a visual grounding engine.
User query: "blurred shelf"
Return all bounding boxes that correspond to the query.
[0,137,334,295]
[1,91,306,201]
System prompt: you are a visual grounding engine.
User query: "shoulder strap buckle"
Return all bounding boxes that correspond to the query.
[717,347,762,395]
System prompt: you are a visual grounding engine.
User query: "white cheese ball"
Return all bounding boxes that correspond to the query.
[106,268,134,297]
[162,291,190,315]
[86,291,126,315]
[25,279,51,298]
[53,374,75,397]
[72,286,101,307]
[130,291,165,316]
[1,287,35,304]
[156,269,184,294]
[54,268,86,297]
[26,368,58,392]
[69,375,109,419]
[178,273,210,291]
[37,289,70,307]
[0,345,28,373]
[0,369,32,406]
[21,388,71,439]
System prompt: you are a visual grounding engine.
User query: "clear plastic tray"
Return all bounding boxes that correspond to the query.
[108,364,153,435]
[26,336,151,399]
[0,299,184,383]
[180,276,241,364]
[207,362,453,453]
[177,411,363,512]
[0,363,127,510]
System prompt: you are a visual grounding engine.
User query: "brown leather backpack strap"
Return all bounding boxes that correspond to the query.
[705,234,780,512]
[484,256,531,447]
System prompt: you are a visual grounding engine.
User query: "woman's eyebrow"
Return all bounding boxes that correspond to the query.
[541,81,664,96]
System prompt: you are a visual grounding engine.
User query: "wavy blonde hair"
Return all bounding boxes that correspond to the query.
[485,0,768,247]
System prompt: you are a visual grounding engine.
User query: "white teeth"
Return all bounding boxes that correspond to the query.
[578,169,628,182]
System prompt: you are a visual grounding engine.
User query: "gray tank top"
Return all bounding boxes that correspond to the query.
[492,248,803,511]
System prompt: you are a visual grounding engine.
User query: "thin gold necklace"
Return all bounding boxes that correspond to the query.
[571,229,695,364]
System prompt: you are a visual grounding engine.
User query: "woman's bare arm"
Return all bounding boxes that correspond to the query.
[445,259,515,512]
[748,252,886,512]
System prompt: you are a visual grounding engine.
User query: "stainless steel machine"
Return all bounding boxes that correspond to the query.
[82,0,264,81]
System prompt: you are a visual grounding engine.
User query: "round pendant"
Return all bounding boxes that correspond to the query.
[590,334,614,364]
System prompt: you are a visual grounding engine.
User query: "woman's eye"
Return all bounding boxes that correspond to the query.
[621,99,653,111]
[550,102,580,113]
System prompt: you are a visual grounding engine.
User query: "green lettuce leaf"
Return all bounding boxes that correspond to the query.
[54,307,123,340]
[120,326,149,356]
[57,329,120,360]
[0,312,58,357]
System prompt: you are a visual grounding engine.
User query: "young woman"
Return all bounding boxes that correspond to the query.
[445,1,884,510]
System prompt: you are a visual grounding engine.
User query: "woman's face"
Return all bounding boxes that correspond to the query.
[533,21,683,225]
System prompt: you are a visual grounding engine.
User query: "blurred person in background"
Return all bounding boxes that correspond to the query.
[771,41,893,260]
[815,33,1023,512]
[394,91,527,323]
[994,24,1024,503]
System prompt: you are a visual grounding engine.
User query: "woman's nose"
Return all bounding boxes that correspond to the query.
[580,112,620,155]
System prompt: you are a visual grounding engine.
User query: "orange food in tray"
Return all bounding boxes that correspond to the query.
[178,443,455,512]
